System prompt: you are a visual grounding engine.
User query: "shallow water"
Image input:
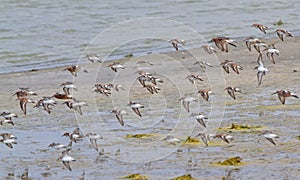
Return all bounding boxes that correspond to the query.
[0,40,300,179]
[1,0,300,73]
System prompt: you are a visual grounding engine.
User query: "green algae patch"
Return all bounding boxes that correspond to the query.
[125,134,155,138]
[121,173,148,180]
[218,123,263,133]
[274,19,284,26]
[183,136,200,145]
[171,174,196,180]
[297,135,300,141]
[216,156,243,166]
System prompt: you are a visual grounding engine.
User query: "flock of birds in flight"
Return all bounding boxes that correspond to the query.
[0,23,298,174]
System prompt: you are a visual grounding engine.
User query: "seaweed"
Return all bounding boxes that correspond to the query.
[171,174,196,180]
[183,136,200,145]
[125,134,155,138]
[218,123,263,133]
[273,19,284,26]
[217,156,242,166]
[122,173,148,180]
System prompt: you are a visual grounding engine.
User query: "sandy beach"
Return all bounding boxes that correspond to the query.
[0,36,300,179]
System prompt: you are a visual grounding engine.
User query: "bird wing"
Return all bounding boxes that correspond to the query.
[172,42,179,51]
[277,32,284,41]
[278,96,286,105]
[72,128,80,134]
[116,114,125,126]
[227,90,236,100]
[200,135,208,146]
[266,138,276,145]
[231,65,239,74]
[182,101,190,113]
[270,53,275,64]
[201,93,209,101]
[63,161,72,171]
[196,118,206,128]
[257,72,264,86]
[215,42,223,51]
[5,143,13,149]
[132,108,142,117]
[222,137,230,144]
[90,138,98,151]
[245,41,251,51]
[222,66,230,74]
[20,100,27,115]
[146,86,154,94]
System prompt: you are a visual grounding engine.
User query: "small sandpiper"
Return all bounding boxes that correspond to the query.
[34,97,56,114]
[52,92,73,100]
[264,47,279,64]
[0,133,17,149]
[210,37,236,53]
[186,74,204,84]
[111,109,127,126]
[107,84,125,92]
[230,63,243,75]
[201,45,217,54]
[259,130,279,145]
[225,87,242,100]
[18,97,35,115]
[272,90,298,105]
[169,38,186,51]
[63,128,84,143]
[163,135,180,145]
[0,112,17,126]
[48,141,72,149]
[253,41,268,54]
[136,60,153,66]
[0,119,14,126]
[60,82,78,95]
[61,148,76,171]
[128,101,144,117]
[197,89,212,101]
[143,84,160,94]
[11,88,37,98]
[62,65,88,77]
[193,61,213,72]
[220,60,234,74]
[251,23,269,34]
[254,54,269,86]
[63,99,88,115]
[275,29,293,41]
[196,133,214,146]
[93,87,111,96]
[85,132,102,151]
[190,113,208,128]
[86,54,102,63]
[107,62,125,72]
[214,134,234,144]
[179,95,197,113]
[244,36,260,51]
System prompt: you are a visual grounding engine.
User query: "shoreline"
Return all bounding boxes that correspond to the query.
[1,34,299,75]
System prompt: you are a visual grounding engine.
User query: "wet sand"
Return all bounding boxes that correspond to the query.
[0,36,300,179]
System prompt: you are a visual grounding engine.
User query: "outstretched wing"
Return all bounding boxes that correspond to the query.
[196,118,206,128]
[132,108,142,117]
[227,90,236,100]
[266,138,276,145]
[257,72,264,86]
[63,161,72,171]
[115,114,125,126]
[278,96,286,105]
